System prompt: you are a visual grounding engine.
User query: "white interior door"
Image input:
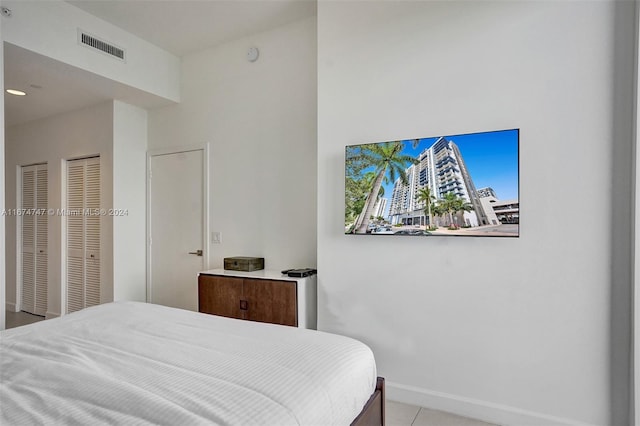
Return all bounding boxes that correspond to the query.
[66,157,101,314]
[149,148,206,311]
[20,164,48,316]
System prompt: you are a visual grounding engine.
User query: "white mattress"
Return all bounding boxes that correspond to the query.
[0,301,377,425]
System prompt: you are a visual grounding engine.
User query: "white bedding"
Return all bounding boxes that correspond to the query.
[0,301,377,425]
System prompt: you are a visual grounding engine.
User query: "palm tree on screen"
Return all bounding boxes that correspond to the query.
[431,203,446,227]
[354,142,416,233]
[437,192,474,227]
[355,172,387,230]
[455,199,474,226]
[415,187,435,229]
[437,192,459,227]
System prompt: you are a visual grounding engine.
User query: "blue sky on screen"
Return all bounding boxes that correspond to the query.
[377,129,519,216]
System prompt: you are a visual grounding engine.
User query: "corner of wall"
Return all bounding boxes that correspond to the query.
[632,0,640,423]
[112,101,148,302]
[1,33,6,330]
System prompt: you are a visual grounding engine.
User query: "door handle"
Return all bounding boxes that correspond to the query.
[188,249,203,256]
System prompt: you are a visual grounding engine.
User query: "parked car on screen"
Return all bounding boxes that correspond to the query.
[394,229,432,236]
[372,227,394,234]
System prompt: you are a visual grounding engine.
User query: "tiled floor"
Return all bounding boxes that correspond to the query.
[5,312,497,426]
[5,310,45,329]
[386,400,499,426]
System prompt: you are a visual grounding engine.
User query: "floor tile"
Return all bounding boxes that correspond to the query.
[412,407,498,426]
[386,400,421,426]
[5,310,45,329]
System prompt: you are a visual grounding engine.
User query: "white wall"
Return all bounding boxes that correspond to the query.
[1,26,5,330]
[148,17,317,272]
[5,102,114,317]
[5,100,148,316]
[112,101,147,303]
[317,1,634,425]
[1,0,180,103]
[634,1,640,423]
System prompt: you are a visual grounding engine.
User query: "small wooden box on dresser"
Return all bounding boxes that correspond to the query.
[198,269,317,329]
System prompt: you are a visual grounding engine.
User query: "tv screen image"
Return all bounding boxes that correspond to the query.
[345,129,519,237]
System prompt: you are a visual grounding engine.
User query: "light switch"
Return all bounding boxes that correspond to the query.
[212,231,221,244]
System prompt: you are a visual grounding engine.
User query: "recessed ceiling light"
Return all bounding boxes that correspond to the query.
[6,89,27,96]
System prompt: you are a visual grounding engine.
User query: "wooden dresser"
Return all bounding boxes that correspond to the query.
[198,269,317,329]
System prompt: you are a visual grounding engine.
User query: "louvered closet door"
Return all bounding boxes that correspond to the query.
[21,164,48,316]
[66,157,101,314]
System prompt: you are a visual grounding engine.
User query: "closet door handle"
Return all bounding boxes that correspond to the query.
[188,249,203,256]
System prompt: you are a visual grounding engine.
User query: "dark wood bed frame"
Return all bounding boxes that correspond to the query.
[351,377,385,426]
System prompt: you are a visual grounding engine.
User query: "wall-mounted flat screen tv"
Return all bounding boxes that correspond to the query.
[345,129,519,237]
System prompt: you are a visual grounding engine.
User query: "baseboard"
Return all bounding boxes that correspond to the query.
[45,311,60,319]
[386,381,598,426]
[5,302,18,313]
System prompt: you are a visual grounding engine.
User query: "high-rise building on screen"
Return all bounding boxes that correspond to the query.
[389,137,491,227]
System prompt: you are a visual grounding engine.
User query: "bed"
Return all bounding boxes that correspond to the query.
[0,301,384,425]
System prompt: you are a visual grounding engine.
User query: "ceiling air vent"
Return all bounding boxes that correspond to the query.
[78,30,126,62]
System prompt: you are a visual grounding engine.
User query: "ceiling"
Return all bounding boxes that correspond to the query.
[4,0,317,126]
[67,0,317,57]
[4,43,174,126]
